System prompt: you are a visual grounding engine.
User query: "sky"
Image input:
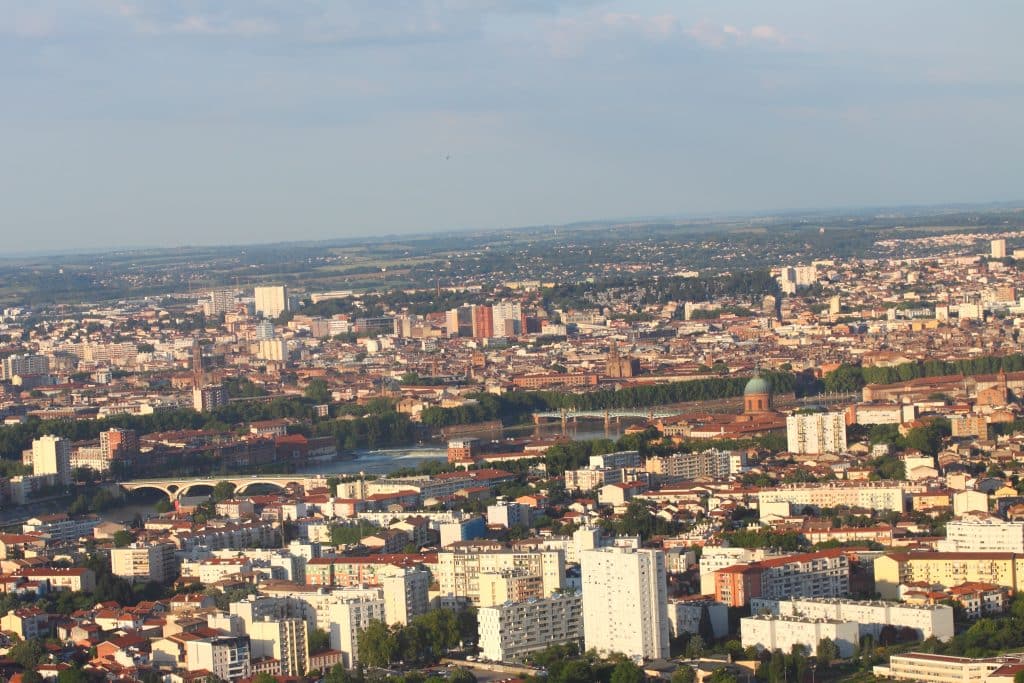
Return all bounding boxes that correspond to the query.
[1,1,1022,250]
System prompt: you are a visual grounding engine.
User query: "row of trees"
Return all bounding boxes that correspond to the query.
[356,609,477,669]
[420,372,795,428]
[824,353,1024,392]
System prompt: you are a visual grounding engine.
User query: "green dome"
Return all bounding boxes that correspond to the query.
[744,374,771,396]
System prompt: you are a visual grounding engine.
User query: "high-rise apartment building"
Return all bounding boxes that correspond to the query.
[204,289,237,317]
[491,302,523,337]
[32,435,71,485]
[249,617,307,676]
[445,306,474,338]
[381,569,430,626]
[254,285,289,319]
[992,238,1008,259]
[100,428,139,460]
[472,305,494,339]
[580,547,669,661]
[328,597,387,669]
[193,384,229,412]
[436,549,564,605]
[786,411,847,454]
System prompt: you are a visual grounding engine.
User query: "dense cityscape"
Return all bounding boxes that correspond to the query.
[1,211,1024,683]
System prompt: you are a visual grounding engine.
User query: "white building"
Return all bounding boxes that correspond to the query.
[786,411,847,454]
[752,597,954,642]
[254,285,289,319]
[478,593,584,663]
[436,549,564,605]
[111,542,177,584]
[185,636,251,681]
[327,596,387,669]
[699,547,779,595]
[758,483,907,515]
[937,514,1024,554]
[32,435,71,485]
[666,598,729,640]
[491,302,523,337]
[874,652,1022,683]
[992,239,1008,259]
[486,501,531,529]
[248,617,307,676]
[381,568,430,626]
[741,614,859,658]
[256,337,289,362]
[581,547,669,661]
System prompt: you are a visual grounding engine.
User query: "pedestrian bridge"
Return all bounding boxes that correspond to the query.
[117,475,324,502]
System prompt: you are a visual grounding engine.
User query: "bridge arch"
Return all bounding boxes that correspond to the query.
[121,483,177,502]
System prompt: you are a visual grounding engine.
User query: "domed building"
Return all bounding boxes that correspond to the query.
[743,372,773,414]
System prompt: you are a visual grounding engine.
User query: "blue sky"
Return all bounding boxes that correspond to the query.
[2,1,1022,250]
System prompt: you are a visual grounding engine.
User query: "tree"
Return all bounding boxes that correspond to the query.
[357,620,397,667]
[816,637,839,667]
[154,498,173,513]
[112,530,135,547]
[8,639,45,668]
[309,627,330,654]
[447,669,477,683]
[21,672,44,683]
[686,634,706,659]
[1014,670,1024,683]
[610,660,644,683]
[56,669,89,683]
[305,378,332,403]
[671,666,696,683]
[252,674,278,683]
[211,480,236,502]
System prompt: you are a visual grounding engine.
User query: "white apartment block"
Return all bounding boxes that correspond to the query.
[32,435,71,485]
[328,596,387,669]
[254,285,289,319]
[589,451,642,469]
[758,483,907,515]
[23,515,100,542]
[248,617,307,676]
[758,551,850,602]
[666,599,729,639]
[381,568,430,626]
[645,450,742,480]
[1,353,49,379]
[581,547,669,661]
[937,515,1024,554]
[478,593,583,663]
[752,597,954,642]
[486,501,531,529]
[741,614,859,658]
[111,542,177,584]
[786,411,847,454]
[874,653,1021,683]
[699,547,780,595]
[436,549,564,605]
[185,635,251,682]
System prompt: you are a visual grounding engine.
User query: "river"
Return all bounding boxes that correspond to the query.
[3,418,642,527]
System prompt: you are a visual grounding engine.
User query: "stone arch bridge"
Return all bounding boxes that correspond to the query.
[117,475,324,502]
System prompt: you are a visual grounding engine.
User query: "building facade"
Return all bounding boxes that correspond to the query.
[581,547,669,661]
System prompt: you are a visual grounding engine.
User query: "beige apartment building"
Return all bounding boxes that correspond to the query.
[111,542,177,584]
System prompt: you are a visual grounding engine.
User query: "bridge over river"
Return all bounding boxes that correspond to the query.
[117,475,328,502]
